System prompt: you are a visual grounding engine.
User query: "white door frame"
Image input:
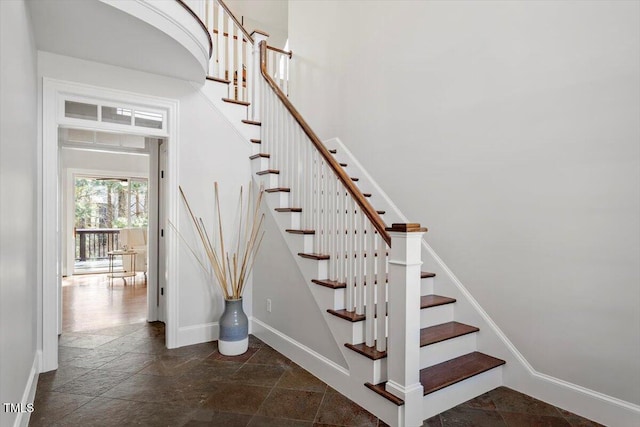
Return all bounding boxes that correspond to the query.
[41,78,180,372]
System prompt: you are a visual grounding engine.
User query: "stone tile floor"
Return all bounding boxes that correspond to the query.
[30,322,604,426]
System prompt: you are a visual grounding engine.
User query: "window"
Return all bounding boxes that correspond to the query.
[65,101,98,121]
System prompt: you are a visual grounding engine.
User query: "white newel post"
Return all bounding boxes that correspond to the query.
[250,31,269,121]
[385,223,427,427]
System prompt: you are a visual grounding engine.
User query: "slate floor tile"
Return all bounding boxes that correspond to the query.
[52,369,131,397]
[201,382,271,415]
[29,391,93,427]
[29,324,604,427]
[314,389,378,426]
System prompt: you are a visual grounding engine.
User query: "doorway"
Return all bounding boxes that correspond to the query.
[59,134,154,336]
[42,78,180,372]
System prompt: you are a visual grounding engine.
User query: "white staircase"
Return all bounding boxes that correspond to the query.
[196,2,505,425]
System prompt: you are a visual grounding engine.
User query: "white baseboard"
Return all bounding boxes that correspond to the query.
[251,317,349,377]
[15,350,41,427]
[513,369,640,427]
[176,322,219,347]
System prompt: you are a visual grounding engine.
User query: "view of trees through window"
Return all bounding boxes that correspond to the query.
[75,177,148,229]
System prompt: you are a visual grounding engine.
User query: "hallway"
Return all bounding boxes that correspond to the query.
[62,273,147,333]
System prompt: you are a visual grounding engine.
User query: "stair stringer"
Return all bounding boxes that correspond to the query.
[253,173,409,426]
[196,80,261,143]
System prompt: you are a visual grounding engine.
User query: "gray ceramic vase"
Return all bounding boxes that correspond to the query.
[218,297,249,355]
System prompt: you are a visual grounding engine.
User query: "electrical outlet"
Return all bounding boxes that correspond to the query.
[266,298,272,313]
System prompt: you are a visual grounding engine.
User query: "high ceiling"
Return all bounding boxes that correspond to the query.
[27,0,207,82]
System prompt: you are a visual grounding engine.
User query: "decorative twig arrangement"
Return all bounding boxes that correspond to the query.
[178,182,265,300]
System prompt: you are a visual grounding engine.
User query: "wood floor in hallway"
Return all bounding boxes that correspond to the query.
[62,273,147,333]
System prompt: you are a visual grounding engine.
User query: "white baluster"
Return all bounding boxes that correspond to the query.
[236,29,243,101]
[245,37,252,116]
[206,0,214,76]
[330,175,338,279]
[217,3,225,81]
[356,211,365,315]
[337,187,345,285]
[227,16,235,98]
[376,234,387,352]
[365,221,375,346]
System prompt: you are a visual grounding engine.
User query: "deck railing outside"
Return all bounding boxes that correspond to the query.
[75,228,120,261]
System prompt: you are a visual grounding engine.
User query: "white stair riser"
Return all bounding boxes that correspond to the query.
[421,277,434,295]
[307,283,344,312]
[343,349,388,385]
[250,157,269,174]
[218,101,248,123]
[420,333,476,369]
[295,257,328,281]
[256,173,279,189]
[421,366,503,421]
[326,314,362,344]
[264,191,290,209]
[202,80,229,102]
[421,304,453,328]
[240,124,261,141]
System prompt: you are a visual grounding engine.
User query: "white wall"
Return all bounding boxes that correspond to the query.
[225,0,288,48]
[38,51,253,345]
[252,206,347,367]
[0,1,39,426]
[289,0,640,407]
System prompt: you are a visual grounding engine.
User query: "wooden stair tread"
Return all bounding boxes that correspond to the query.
[242,119,261,126]
[328,309,365,322]
[329,149,337,154]
[312,272,435,291]
[365,382,404,406]
[365,352,505,405]
[421,322,478,346]
[346,321,478,360]
[351,177,359,182]
[363,193,372,198]
[421,271,436,278]
[250,139,261,144]
[311,279,345,289]
[275,207,302,212]
[256,169,279,175]
[265,187,290,193]
[420,352,505,395]
[421,294,456,308]
[340,162,348,167]
[346,342,386,360]
[286,229,315,235]
[206,76,230,84]
[249,153,270,160]
[298,252,331,260]
[298,251,389,261]
[328,295,457,323]
[222,97,250,106]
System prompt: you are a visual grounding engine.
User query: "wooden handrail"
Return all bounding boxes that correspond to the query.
[258,41,390,246]
[216,0,254,44]
[267,45,293,58]
[175,0,213,59]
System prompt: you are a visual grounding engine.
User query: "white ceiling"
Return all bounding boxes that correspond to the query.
[27,0,205,81]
